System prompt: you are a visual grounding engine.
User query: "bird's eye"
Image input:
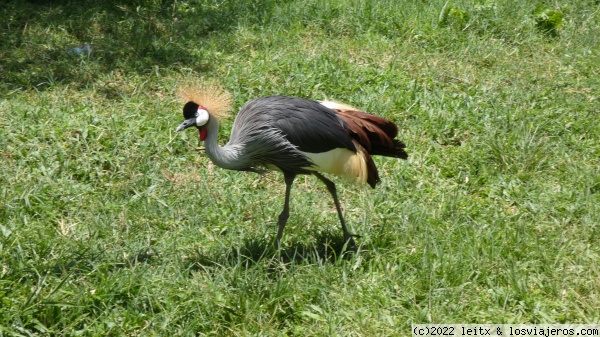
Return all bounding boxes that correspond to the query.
[195,111,199,117]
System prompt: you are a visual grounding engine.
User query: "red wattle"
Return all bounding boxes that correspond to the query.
[200,126,207,141]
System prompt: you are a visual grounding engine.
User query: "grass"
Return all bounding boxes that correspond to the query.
[1,0,599,335]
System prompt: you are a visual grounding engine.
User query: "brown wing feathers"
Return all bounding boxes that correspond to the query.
[334,109,408,159]
[323,105,407,188]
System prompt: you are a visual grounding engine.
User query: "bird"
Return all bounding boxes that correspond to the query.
[175,84,407,248]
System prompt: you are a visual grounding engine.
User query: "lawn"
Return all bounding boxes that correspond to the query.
[1,0,599,335]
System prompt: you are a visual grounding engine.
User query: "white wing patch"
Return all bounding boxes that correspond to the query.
[318,100,357,111]
[301,141,368,185]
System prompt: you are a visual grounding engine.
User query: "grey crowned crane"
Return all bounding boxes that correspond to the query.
[175,85,407,248]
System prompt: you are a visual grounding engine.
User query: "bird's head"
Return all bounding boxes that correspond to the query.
[175,82,233,142]
[176,101,211,141]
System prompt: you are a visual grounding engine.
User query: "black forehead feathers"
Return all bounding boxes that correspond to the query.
[183,101,199,119]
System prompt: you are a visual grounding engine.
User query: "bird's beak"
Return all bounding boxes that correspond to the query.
[176,118,196,132]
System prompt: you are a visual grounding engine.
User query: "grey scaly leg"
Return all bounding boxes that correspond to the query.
[275,172,296,249]
[313,172,358,246]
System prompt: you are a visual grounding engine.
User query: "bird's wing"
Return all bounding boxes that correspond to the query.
[321,101,407,159]
[242,96,357,154]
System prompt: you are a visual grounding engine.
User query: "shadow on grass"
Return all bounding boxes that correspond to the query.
[1,0,279,91]
[42,228,359,278]
[185,230,359,273]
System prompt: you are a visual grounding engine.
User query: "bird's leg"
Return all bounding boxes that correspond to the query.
[313,173,359,247]
[275,173,296,249]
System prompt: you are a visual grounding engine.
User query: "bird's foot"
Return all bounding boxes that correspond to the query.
[343,233,361,249]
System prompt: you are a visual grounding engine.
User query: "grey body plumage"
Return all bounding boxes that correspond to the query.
[223,96,355,173]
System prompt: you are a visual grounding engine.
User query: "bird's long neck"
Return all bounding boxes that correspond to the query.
[203,117,246,170]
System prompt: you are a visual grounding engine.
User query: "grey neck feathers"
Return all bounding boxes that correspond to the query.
[203,117,247,170]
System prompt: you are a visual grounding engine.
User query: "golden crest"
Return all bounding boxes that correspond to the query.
[177,81,233,119]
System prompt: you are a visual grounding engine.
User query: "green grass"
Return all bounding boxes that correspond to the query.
[1,0,599,335]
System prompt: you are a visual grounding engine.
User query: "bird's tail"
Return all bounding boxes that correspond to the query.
[368,139,408,159]
[320,101,408,159]
[318,101,407,188]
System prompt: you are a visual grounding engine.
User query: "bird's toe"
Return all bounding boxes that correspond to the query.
[343,234,360,249]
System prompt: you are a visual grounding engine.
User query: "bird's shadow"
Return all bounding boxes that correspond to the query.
[46,231,361,278]
[186,230,358,273]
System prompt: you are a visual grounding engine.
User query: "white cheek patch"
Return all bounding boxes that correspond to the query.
[195,109,209,127]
